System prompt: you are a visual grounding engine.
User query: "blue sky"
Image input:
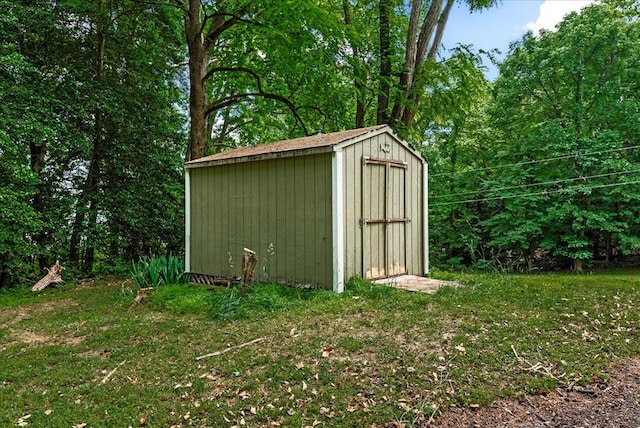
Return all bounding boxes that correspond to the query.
[442,0,596,80]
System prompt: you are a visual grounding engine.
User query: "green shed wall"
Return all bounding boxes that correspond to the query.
[341,133,424,279]
[188,153,334,288]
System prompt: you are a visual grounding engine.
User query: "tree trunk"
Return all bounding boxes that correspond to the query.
[30,141,49,270]
[376,0,392,125]
[69,202,86,267]
[240,248,258,295]
[343,0,366,128]
[604,231,612,264]
[70,10,106,272]
[185,0,208,161]
[69,126,102,273]
[426,0,453,61]
[572,227,587,273]
[524,248,534,272]
[82,198,99,274]
[391,0,441,124]
[401,0,453,128]
[573,258,583,273]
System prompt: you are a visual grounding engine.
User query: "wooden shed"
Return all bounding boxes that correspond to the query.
[185,125,428,292]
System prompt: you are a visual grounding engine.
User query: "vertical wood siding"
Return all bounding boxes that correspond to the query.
[189,153,333,288]
[342,134,423,280]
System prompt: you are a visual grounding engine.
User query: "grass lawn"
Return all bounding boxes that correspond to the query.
[1,272,638,427]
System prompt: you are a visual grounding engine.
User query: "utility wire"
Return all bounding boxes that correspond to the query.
[430,179,640,207]
[430,144,640,178]
[430,168,640,200]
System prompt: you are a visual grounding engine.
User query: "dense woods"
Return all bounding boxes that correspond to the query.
[1,0,638,287]
[427,0,640,272]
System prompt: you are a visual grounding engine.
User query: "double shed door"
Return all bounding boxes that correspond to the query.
[361,156,409,279]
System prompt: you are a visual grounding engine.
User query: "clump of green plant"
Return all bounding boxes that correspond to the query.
[210,283,333,320]
[148,283,213,314]
[130,254,188,287]
[147,282,335,319]
[344,275,397,299]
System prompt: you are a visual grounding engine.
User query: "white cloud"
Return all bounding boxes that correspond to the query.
[525,0,597,33]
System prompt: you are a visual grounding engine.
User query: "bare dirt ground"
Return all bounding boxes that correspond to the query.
[431,358,640,427]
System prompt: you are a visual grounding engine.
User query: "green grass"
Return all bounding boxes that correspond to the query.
[1,272,639,427]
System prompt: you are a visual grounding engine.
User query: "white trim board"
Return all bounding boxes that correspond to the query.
[185,169,191,273]
[332,150,345,293]
[423,162,429,275]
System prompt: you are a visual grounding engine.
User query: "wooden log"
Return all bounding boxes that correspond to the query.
[240,248,258,293]
[31,260,64,292]
[241,248,258,285]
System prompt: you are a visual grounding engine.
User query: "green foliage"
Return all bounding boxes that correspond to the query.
[0,131,41,286]
[430,0,640,271]
[425,85,495,269]
[2,0,638,281]
[0,0,187,285]
[491,0,640,270]
[0,0,64,285]
[130,254,188,288]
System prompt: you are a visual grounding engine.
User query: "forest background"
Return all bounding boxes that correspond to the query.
[1,0,639,287]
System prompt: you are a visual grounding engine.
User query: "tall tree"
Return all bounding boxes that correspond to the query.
[342,0,370,128]
[177,0,343,160]
[377,0,497,132]
[0,0,77,282]
[62,0,186,273]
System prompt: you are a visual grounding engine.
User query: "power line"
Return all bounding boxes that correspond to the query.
[430,168,640,200]
[430,144,640,178]
[430,179,640,207]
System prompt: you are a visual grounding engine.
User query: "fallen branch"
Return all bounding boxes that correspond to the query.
[512,345,559,379]
[195,337,266,360]
[511,345,520,360]
[31,260,64,292]
[426,403,440,425]
[101,360,126,384]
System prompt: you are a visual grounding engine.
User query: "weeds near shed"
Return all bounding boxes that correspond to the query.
[130,254,188,287]
[344,275,397,299]
[148,282,335,320]
[211,286,242,319]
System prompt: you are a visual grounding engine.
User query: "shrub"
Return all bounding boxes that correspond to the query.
[130,254,188,287]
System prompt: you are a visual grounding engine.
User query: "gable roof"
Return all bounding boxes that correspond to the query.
[185,125,424,168]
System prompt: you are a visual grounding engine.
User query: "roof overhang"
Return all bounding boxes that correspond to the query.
[184,146,335,169]
[185,125,427,169]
